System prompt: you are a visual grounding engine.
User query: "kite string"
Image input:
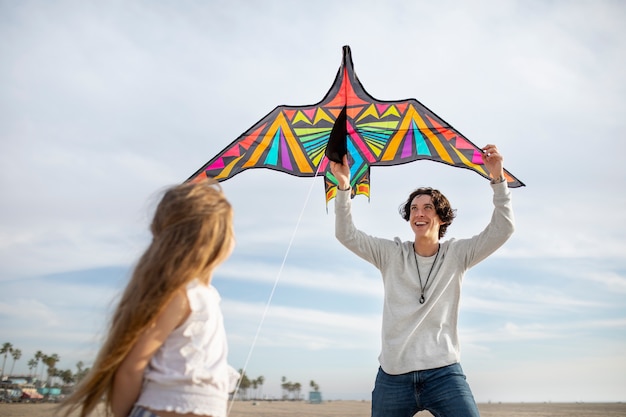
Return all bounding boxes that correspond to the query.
[227,162,325,415]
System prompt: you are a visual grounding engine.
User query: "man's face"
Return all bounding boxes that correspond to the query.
[409,194,443,240]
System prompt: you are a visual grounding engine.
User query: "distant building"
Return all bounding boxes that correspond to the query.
[308,391,322,404]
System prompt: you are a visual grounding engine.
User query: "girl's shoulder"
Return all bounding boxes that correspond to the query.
[185,279,221,312]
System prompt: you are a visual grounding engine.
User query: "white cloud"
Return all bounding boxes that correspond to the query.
[0,298,62,327]
[223,299,381,350]
[219,260,382,298]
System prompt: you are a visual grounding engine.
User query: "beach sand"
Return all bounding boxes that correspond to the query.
[1,400,625,417]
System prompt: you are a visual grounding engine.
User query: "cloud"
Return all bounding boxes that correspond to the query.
[223,299,381,351]
[0,298,62,327]
[219,259,383,298]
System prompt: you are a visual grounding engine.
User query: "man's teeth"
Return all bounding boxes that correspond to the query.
[415,222,427,226]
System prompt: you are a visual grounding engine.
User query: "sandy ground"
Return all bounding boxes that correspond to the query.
[1,401,625,417]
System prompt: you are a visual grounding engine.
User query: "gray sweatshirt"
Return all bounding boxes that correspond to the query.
[334,181,515,374]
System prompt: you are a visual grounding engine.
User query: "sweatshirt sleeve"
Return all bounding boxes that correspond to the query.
[334,189,396,268]
[334,189,357,244]
[456,180,515,269]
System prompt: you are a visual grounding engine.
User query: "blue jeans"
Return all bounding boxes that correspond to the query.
[371,363,480,417]
[128,406,159,417]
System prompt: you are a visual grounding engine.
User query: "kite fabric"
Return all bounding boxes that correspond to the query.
[187,45,524,203]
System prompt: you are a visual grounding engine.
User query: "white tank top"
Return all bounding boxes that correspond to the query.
[136,279,239,417]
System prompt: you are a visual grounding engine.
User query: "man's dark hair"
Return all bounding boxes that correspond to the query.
[398,187,456,239]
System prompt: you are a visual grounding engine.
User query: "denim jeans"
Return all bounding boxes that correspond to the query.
[128,405,160,417]
[371,363,480,417]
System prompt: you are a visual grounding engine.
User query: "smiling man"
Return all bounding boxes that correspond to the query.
[330,144,515,417]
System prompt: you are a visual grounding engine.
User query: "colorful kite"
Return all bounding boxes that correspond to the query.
[188,45,524,203]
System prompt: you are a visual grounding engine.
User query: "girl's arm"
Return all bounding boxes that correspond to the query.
[111,290,191,417]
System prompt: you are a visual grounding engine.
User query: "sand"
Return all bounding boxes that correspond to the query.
[1,400,625,417]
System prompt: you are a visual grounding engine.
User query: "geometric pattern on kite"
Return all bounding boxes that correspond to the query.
[187,45,524,204]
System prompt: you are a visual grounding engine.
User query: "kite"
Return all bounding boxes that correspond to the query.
[187,45,524,203]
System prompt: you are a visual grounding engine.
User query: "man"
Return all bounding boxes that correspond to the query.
[330,144,515,417]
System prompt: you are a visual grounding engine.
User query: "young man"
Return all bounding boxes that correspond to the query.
[330,144,515,417]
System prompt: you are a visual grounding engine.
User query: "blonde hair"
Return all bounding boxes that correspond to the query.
[60,180,234,417]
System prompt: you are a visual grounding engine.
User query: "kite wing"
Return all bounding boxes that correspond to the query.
[188,45,524,203]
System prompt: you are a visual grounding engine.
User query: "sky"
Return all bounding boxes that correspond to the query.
[1,0,625,403]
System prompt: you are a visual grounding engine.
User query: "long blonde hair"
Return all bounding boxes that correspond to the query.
[60,180,234,417]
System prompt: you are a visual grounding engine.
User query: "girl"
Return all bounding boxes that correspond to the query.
[61,180,239,417]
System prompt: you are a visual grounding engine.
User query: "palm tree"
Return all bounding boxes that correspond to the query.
[0,342,13,380]
[41,354,49,384]
[310,380,320,392]
[237,369,250,400]
[42,353,60,386]
[28,359,37,377]
[256,375,265,399]
[9,348,21,377]
[281,376,287,400]
[58,369,74,385]
[281,380,300,401]
[34,351,44,381]
[251,379,258,399]
[74,361,90,384]
[293,382,302,400]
